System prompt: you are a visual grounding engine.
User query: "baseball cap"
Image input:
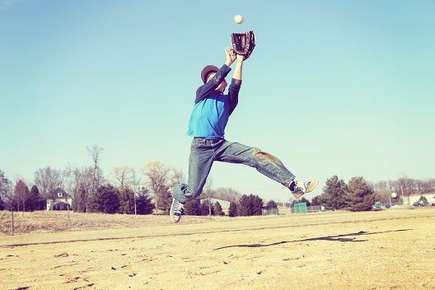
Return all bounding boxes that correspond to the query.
[201,65,219,83]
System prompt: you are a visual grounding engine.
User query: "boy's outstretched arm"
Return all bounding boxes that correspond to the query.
[195,48,236,103]
[228,55,244,114]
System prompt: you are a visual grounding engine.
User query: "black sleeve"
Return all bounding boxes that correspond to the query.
[227,78,242,114]
[195,64,232,103]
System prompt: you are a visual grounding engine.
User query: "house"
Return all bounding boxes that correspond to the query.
[46,188,73,210]
[406,192,435,206]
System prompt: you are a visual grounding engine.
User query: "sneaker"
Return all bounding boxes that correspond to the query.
[290,180,319,200]
[169,198,184,223]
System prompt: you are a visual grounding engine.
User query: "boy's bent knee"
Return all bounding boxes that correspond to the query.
[252,148,280,164]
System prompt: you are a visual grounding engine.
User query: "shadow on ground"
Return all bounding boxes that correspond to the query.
[213,229,412,250]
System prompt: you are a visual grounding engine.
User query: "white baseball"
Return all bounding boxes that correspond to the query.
[234,15,244,24]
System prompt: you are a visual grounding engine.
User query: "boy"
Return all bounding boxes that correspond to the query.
[170,48,318,223]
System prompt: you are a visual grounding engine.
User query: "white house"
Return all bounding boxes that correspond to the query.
[46,188,73,210]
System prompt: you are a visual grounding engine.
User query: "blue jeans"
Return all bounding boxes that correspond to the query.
[172,138,296,203]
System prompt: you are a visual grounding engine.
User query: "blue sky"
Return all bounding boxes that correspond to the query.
[1,0,434,201]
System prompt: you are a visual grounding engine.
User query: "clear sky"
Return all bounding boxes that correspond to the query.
[1,0,434,201]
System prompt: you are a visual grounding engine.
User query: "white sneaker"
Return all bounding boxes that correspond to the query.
[291,179,319,200]
[169,198,184,223]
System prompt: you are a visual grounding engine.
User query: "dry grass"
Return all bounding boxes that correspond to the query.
[0,210,217,235]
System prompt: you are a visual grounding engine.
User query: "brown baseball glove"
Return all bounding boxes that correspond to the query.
[231,31,256,60]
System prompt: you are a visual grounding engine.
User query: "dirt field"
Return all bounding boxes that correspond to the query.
[1,209,434,290]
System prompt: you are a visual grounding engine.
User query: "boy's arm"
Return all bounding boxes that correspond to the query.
[195,64,231,103]
[195,48,236,103]
[228,55,244,114]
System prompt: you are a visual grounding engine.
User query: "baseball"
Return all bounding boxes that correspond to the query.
[234,15,244,24]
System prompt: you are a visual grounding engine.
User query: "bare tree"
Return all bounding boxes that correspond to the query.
[87,145,104,194]
[62,167,94,212]
[112,166,135,191]
[203,177,213,216]
[113,166,139,214]
[143,161,181,213]
[34,167,63,198]
[204,187,241,203]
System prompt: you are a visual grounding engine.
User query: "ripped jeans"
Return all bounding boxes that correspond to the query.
[172,137,296,203]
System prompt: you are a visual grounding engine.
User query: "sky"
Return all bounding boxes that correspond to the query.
[1,0,435,201]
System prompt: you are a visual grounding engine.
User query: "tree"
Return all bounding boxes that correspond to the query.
[205,187,241,203]
[29,185,45,211]
[266,200,278,210]
[184,199,201,215]
[93,185,120,214]
[66,167,94,212]
[34,167,63,199]
[113,167,141,214]
[214,201,224,216]
[311,195,323,206]
[117,187,135,214]
[347,177,375,211]
[238,194,263,216]
[136,189,154,214]
[14,180,30,211]
[321,176,348,210]
[113,167,135,191]
[144,161,179,213]
[0,170,11,210]
[228,202,238,217]
[87,145,104,209]
[200,199,215,216]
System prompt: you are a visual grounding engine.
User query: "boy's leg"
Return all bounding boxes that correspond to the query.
[214,140,296,189]
[172,138,216,203]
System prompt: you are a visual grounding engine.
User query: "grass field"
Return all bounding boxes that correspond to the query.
[0,208,434,290]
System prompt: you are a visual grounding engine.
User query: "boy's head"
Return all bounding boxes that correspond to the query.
[201,65,227,93]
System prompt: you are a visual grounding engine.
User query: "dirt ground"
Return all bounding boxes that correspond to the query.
[1,209,434,290]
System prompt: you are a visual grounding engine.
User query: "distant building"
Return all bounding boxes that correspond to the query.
[46,188,73,210]
[406,192,435,206]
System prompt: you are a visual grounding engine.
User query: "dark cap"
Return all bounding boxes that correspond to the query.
[201,65,219,83]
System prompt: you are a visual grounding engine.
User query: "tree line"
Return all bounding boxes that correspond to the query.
[311,175,435,211]
[1,145,433,214]
[0,145,241,215]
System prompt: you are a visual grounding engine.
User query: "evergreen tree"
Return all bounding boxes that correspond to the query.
[321,176,348,209]
[184,199,201,215]
[94,184,120,214]
[266,200,278,210]
[29,185,44,211]
[238,194,263,216]
[214,201,224,216]
[228,202,238,217]
[347,177,375,211]
[136,190,155,214]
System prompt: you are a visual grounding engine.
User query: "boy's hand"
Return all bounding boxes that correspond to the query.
[236,53,245,63]
[225,48,236,66]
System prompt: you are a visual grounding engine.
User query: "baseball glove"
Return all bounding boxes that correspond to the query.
[231,31,256,60]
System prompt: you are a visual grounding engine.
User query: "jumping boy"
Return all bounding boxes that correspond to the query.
[170,48,318,223]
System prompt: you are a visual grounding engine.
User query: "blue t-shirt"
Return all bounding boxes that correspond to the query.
[187,65,241,139]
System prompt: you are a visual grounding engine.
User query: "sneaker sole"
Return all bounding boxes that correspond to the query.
[170,199,182,223]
